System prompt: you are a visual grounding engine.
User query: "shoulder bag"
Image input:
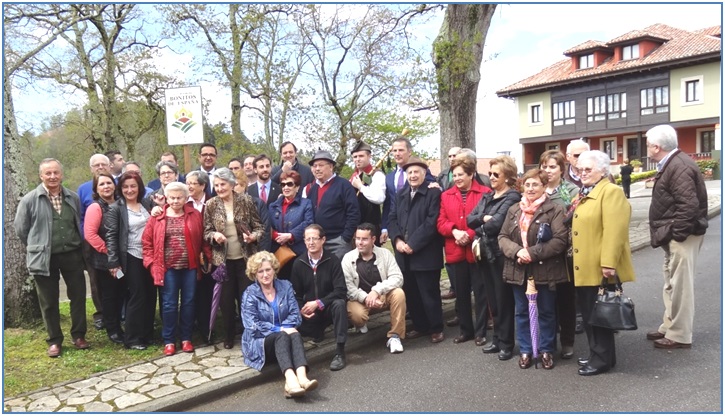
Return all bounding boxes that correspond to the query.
[588,274,637,330]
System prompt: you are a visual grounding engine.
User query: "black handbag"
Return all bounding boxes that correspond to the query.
[588,274,637,330]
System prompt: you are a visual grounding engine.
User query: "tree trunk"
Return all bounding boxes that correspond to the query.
[433,4,496,168]
[3,67,42,327]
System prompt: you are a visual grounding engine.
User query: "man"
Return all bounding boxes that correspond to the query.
[436,146,461,302]
[342,223,406,354]
[104,150,125,181]
[14,159,90,357]
[620,159,634,198]
[148,152,186,191]
[646,124,708,349]
[243,155,258,184]
[76,153,110,330]
[271,141,314,187]
[247,154,281,206]
[349,140,385,244]
[304,150,361,260]
[564,139,590,188]
[197,143,219,198]
[380,136,436,244]
[291,225,349,370]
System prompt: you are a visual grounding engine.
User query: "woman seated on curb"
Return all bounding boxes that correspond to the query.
[241,251,318,398]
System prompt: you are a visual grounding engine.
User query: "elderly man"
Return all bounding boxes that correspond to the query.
[343,223,406,354]
[349,140,386,244]
[646,125,708,349]
[304,150,361,260]
[564,139,590,188]
[15,159,89,357]
[271,141,314,187]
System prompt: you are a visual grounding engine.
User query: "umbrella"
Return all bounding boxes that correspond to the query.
[525,276,540,369]
[208,262,227,343]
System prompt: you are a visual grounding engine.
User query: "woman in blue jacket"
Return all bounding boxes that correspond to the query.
[241,251,318,398]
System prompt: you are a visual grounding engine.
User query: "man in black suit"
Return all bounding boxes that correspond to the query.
[247,154,281,206]
[271,141,315,188]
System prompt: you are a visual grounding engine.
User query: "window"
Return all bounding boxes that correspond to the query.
[579,54,594,69]
[622,44,639,60]
[552,100,575,126]
[681,76,703,105]
[626,137,639,160]
[640,86,669,115]
[529,103,541,124]
[685,80,699,102]
[587,93,626,121]
[701,131,715,153]
[602,139,615,160]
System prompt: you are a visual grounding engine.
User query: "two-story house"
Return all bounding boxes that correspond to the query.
[496,24,721,173]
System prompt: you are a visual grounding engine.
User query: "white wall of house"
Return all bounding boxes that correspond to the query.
[516,92,551,139]
[669,62,721,122]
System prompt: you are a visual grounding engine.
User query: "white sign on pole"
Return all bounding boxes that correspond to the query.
[165,86,204,145]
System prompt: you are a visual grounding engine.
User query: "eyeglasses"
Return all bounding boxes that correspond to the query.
[580,167,595,175]
[488,171,500,179]
[304,237,322,243]
[91,163,109,168]
[571,153,581,158]
[280,182,296,188]
[523,182,543,188]
[200,153,217,158]
[159,171,176,176]
[186,181,200,186]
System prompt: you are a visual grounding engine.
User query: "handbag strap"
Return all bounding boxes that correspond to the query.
[598,273,623,295]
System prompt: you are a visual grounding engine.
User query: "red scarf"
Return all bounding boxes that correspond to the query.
[518,193,547,248]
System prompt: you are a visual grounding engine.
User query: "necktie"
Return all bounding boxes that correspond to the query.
[260,184,267,202]
[396,168,404,191]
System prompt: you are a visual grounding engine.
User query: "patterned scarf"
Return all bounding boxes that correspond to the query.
[518,193,547,248]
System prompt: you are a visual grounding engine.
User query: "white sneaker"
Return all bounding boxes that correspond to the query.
[387,336,404,354]
[359,324,368,334]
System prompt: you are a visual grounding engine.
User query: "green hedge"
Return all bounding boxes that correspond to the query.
[696,159,719,174]
[615,170,656,185]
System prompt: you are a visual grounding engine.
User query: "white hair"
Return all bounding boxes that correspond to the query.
[646,125,678,152]
[566,139,590,154]
[89,154,109,166]
[578,150,610,175]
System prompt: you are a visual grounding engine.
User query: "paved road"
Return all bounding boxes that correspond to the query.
[185,216,722,413]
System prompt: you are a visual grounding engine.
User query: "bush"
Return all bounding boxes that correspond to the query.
[696,159,718,174]
[630,159,643,169]
[615,170,656,185]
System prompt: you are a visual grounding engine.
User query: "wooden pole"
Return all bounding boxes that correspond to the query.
[183,145,192,174]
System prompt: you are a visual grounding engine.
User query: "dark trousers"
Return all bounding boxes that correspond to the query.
[403,269,444,334]
[96,267,127,337]
[195,272,215,341]
[445,263,457,293]
[33,248,87,345]
[264,331,308,373]
[124,254,156,347]
[622,180,631,198]
[512,281,558,354]
[276,257,296,281]
[221,258,250,343]
[82,240,103,322]
[556,279,577,348]
[577,285,616,370]
[480,256,515,350]
[298,298,348,344]
[453,261,488,338]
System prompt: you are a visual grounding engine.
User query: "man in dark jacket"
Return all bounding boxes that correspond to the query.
[388,156,445,344]
[646,124,708,350]
[290,224,349,370]
[271,141,314,188]
[619,159,634,198]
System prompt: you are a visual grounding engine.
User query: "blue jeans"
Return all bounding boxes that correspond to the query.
[161,268,197,344]
[511,281,557,355]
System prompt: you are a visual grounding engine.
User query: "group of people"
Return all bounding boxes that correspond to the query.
[14,124,708,396]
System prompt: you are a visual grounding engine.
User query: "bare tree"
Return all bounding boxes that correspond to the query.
[433,4,496,165]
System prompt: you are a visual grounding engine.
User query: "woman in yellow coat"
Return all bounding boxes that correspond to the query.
[571,150,634,376]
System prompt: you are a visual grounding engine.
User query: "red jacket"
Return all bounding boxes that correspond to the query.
[142,203,211,286]
[437,181,491,263]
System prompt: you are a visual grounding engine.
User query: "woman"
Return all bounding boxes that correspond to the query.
[142,182,210,356]
[242,251,318,398]
[437,155,492,346]
[572,150,634,376]
[145,161,180,208]
[268,171,314,279]
[105,171,155,350]
[467,155,521,360]
[84,172,125,345]
[204,168,265,349]
[539,149,580,360]
[186,170,209,212]
[498,169,568,370]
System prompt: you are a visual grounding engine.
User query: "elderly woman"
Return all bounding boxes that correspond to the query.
[145,161,180,208]
[269,171,314,279]
[142,182,210,356]
[204,167,265,349]
[438,155,492,346]
[498,169,568,370]
[539,149,581,360]
[186,170,209,212]
[242,251,318,398]
[467,155,521,360]
[572,150,634,376]
[84,172,124,344]
[105,171,155,350]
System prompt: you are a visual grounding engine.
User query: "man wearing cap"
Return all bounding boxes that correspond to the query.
[272,141,315,188]
[304,150,361,260]
[388,155,445,344]
[349,140,386,245]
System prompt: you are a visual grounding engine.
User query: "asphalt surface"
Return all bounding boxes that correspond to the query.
[184,215,722,413]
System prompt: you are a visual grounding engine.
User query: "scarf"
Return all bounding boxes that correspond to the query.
[518,193,547,248]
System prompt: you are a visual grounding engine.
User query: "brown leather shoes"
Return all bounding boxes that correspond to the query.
[475,336,486,346]
[72,338,90,350]
[654,337,691,349]
[519,353,532,369]
[453,334,472,344]
[441,291,456,300]
[541,352,554,369]
[646,330,665,340]
[47,344,61,358]
[430,332,445,343]
[405,329,427,339]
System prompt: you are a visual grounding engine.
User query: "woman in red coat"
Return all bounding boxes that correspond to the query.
[437,156,492,345]
[142,182,210,356]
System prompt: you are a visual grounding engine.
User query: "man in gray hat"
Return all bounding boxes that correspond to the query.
[303,149,361,260]
[349,140,386,245]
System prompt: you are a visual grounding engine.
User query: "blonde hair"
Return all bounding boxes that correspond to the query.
[245,251,280,281]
